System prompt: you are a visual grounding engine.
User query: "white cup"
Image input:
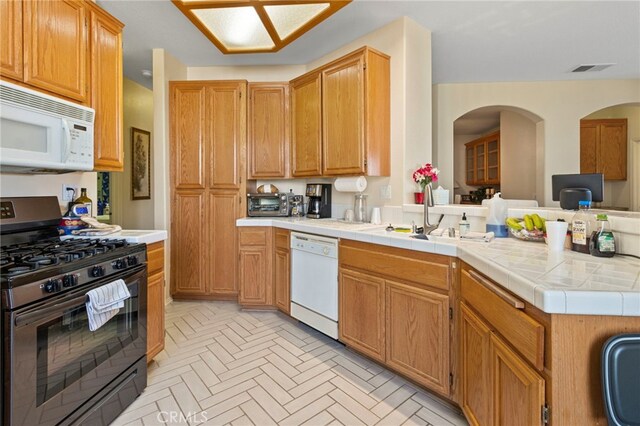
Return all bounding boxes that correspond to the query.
[545,221,568,251]
[344,209,354,222]
[370,207,381,225]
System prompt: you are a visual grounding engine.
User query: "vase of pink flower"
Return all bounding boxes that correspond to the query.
[412,163,439,204]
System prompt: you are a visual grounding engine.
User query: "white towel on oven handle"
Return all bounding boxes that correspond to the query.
[85,279,131,331]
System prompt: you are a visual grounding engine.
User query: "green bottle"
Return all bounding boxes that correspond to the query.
[589,214,615,257]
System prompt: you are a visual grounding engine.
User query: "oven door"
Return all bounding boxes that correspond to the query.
[5,267,147,426]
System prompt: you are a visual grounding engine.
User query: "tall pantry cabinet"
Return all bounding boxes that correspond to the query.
[170,81,247,299]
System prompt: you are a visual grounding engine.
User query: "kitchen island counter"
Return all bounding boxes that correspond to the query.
[237,217,640,316]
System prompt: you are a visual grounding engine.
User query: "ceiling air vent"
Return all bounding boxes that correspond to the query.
[571,63,615,73]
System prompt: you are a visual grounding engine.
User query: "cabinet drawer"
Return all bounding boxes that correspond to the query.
[461,268,544,370]
[147,242,164,276]
[239,228,268,246]
[340,240,450,291]
[274,229,290,250]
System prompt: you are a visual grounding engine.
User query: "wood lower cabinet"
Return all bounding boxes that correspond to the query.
[0,0,23,80]
[339,268,386,362]
[89,4,123,171]
[170,81,246,300]
[146,241,165,361]
[386,280,450,395]
[248,83,289,178]
[274,229,291,314]
[238,227,273,307]
[580,118,627,180]
[339,240,452,396]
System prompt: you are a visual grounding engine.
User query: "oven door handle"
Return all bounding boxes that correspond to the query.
[14,293,88,327]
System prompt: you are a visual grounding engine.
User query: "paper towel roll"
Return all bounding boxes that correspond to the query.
[334,177,367,193]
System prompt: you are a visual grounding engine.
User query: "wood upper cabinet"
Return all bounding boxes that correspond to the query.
[238,227,273,307]
[491,334,545,426]
[23,0,88,102]
[291,72,322,177]
[465,131,500,186]
[322,48,390,176]
[290,46,390,177]
[460,303,492,426]
[89,5,123,171]
[147,241,165,361]
[207,82,246,190]
[248,83,289,179]
[339,268,386,362]
[386,280,450,396]
[170,81,247,300]
[274,229,291,314]
[0,0,23,80]
[580,119,627,180]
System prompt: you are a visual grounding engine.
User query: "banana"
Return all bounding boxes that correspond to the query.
[523,214,534,231]
[531,213,543,230]
[540,217,546,232]
[506,217,523,231]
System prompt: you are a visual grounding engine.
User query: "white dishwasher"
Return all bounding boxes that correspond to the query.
[290,232,339,339]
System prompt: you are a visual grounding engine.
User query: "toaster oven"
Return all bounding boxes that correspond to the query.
[247,193,293,217]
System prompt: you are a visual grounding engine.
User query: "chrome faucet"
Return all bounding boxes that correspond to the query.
[422,185,444,236]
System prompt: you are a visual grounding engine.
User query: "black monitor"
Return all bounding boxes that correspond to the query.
[552,173,604,202]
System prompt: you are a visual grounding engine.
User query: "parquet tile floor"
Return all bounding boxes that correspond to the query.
[113,301,468,426]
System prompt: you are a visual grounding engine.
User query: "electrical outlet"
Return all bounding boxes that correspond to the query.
[61,184,78,202]
[380,185,392,200]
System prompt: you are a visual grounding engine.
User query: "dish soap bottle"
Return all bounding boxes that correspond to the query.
[74,188,93,217]
[571,200,593,254]
[485,192,508,237]
[589,214,615,257]
[459,212,470,236]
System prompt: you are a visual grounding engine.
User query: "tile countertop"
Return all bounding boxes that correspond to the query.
[237,217,640,316]
[62,229,168,245]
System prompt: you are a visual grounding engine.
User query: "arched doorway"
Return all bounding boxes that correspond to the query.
[453,106,543,204]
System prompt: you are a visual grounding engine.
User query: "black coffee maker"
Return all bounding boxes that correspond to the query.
[305,184,332,218]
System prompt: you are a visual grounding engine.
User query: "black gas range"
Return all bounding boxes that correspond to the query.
[0,196,148,426]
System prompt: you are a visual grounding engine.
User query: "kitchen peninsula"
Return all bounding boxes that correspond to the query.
[237,217,640,425]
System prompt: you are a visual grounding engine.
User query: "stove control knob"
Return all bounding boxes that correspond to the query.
[127,255,139,266]
[113,258,128,270]
[44,278,62,293]
[90,265,106,277]
[62,274,79,288]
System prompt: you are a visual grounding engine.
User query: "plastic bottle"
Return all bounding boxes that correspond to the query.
[571,200,594,254]
[459,212,470,236]
[485,192,508,237]
[74,188,93,217]
[589,214,615,257]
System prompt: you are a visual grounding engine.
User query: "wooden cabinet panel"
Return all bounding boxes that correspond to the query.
[291,72,322,177]
[322,54,365,175]
[0,0,23,80]
[23,0,88,102]
[465,131,500,186]
[170,83,206,189]
[207,82,246,189]
[274,229,290,314]
[171,192,207,296]
[147,271,165,360]
[209,193,240,297]
[385,281,449,395]
[491,334,545,426]
[460,303,492,426]
[580,119,627,181]
[238,227,272,307]
[248,83,289,178]
[339,268,385,362]
[90,6,123,171]
[147,241,165,276]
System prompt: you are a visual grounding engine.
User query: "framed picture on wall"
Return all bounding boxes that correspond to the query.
[131,127,151,200]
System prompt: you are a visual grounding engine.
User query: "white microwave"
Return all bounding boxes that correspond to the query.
[0,81,95,173]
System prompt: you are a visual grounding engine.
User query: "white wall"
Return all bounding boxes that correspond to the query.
[500,110,537,200]
[583,104,640,209]
[111,78,154,229]
[434,79,640,207]
[0,172,97,214]
[153,49,187,303]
